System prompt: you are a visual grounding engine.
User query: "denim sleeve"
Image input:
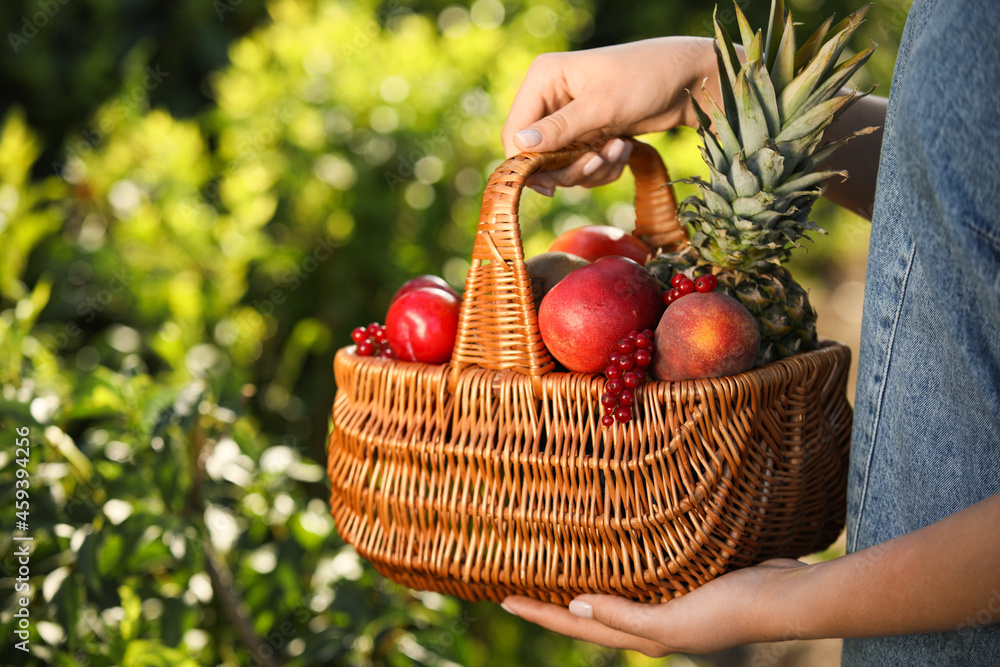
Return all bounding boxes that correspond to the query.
[897,0,1000,416]
[844,0,1000,664]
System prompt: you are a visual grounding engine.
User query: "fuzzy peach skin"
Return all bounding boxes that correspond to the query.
[652,291,760,381]
[538,256,664,374]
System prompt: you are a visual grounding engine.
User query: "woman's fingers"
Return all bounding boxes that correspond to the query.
[501,596,674,657]
[524,138,633,195]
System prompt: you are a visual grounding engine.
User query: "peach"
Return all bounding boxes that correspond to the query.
[539,256,664,374]
[651,292,760,381]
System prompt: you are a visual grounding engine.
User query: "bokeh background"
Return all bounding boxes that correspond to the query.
[0,0,911,665]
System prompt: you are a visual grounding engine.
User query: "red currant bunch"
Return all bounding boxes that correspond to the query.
[601,329,654,426]
[664,272,718,306]
[351,322,395,358]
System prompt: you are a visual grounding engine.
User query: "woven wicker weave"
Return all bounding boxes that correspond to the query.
[327,139,852,604]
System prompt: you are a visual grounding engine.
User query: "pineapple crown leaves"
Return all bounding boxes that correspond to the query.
[682,0,877,272]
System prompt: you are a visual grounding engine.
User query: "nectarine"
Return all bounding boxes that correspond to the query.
[652,292,760,381]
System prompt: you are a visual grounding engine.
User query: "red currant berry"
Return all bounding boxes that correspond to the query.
[670,274,688,288]
[634,349,652,367]
[351,326,368,344]
[601,414,616,427]
[366,322,382,335]
[608,352,621,365]
[619,388,634,406]
[675,276,695,296]
[627,330,639,340]
[605,365,623,380]
[634,333,652,349]
[695,274,718,293]
[356,340,375,356]
[618,338,636,355]
[616,354,635,371]
[669,287,684,302]
[623,369,643,388]
[381,347,396,359]
[605,379,624,394]
[614,406,632,423]
[664,291,675,306]
[601,392,618,408]
[604,404,616,415]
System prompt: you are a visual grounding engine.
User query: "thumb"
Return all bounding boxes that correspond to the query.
[510,98,605,155]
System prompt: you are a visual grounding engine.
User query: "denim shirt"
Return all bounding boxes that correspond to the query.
[843,0,1000,664]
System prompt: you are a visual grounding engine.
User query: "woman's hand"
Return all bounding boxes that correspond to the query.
[501,559,808,657]
[500,36,720,195]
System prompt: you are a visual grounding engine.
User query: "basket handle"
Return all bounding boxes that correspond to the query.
[448,138,686,394]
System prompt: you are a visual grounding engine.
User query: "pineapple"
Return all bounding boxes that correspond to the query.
[647,0,876,366]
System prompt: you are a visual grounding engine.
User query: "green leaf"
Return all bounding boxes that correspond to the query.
[691,93,730,171]
[764,0,786,67]
[733,192,776,218]
[713,43,740,126]
[770,11,796,96]
[780,6,869,118]
[119,584,142,643]
[794,15,834,71]
[775,94,853,144]
[713,10,741,88]
[734,3,756,54]
[734,68,769,156]
[748,61,781,137]
[746,146,786,190]
[785,47,877,125]
[776,127,829,173]
[795,125,879,174]
[98,533,125,576]
[703,155,737,200]
[729,154,761,198]
[122,640,201,667]
[702,187,736,219]
[745,29,763,66]
[775,170,846,195]
[701,84,742,161]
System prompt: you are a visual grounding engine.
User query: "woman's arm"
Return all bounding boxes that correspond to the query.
[816,93,888,221]
[501,492,1000,657]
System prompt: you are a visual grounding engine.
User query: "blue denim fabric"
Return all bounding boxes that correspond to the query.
[843,0,1000,664]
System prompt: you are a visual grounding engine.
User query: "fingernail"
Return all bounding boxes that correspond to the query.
[581,155,603,177]
[501,602,518,616]
[515,129,542,148]
[605,138,625,162]
[620,140,633,163]
[568,599,593,619]
[528,184,555,197]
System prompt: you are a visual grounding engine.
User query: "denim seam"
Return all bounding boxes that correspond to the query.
[849,242,918,550]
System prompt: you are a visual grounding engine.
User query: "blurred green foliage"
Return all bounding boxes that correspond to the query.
[1,0,907,664]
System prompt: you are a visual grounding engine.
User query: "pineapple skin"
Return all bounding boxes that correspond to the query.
[647,246,818,368]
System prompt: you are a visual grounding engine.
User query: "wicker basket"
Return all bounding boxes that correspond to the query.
[327,138,852,604]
